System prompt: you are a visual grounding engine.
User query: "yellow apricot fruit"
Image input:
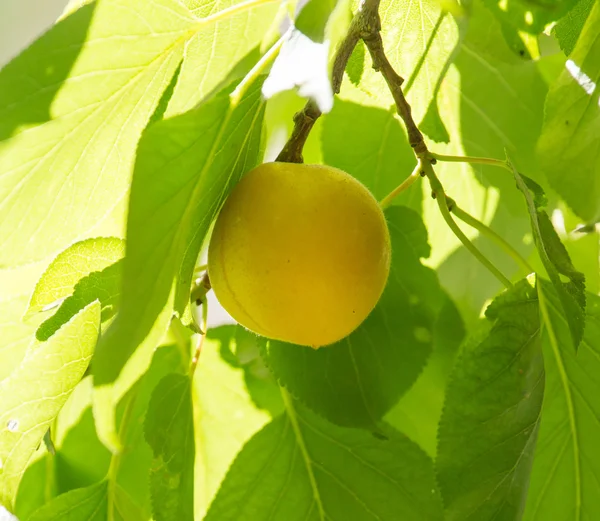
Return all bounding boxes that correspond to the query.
[207,162,391,347]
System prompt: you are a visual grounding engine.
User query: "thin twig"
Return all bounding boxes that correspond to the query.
[425,163,513,289]
[359,3,514,288]
[449,199,535,273]
[379,159,423,209]
[276,2,376,163]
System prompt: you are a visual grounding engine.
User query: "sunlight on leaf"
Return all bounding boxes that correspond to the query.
[27,237,124,317]
[0,0,193,267]
[164,0,279,116]
[93,77,265,387]
[194,327,283,518]
[538,0,600,224]
[0,301,100,510]
[204,399,444,520]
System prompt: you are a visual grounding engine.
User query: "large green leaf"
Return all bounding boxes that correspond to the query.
[28,480,145,521]
[194,327,283,518]
[262,206,443,429]
[0,301,100,510]
[522,285,600,520]
[204,398,444,520]
[537,0,600,223]
[93,77,265,386]
[0,295,39,382]
[0,0,193,267]
[164,0,279,117]
[145,373,195,521]
[28,481,108,521]
[480,0,578,33]
[385,292,465,457]
[437,279,544,521]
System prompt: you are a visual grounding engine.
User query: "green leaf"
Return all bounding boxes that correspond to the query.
[295,0,338,43]
[37,260,121,341]
[114,344,186,513]
[385,291,465,457]
[204,398,444,521]
[164,1,278,117]
[27,480,144,521]
[0,0,193,267]
[0,301,100,510]
[28,481,108,521]
[262,206,443,429]
[26,237,124,316]
[381,0,546,284]
[553,0,595,56]
[537,0,600,223]
[144,373,194,521]
[523,283,600,520]
[511,163,586,349]
[113,483,147,521]
[194,326,283,517]
[437,279,544,520]
[0,296,40,382]
[93,76,265,386]
[321,99,420,212]
[345,40,365,85]
[480,0,577,33]
[296,0,337,43]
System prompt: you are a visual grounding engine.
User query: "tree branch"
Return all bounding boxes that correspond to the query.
[360,2,427,156]
[276,2,378,163]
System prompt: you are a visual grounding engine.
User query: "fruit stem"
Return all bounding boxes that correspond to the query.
[276,2,376,163]
[379,159,423,209]
[428,152,511,171]
[424,161,513,289]
[190,296,208,377]
[449,202,535,274]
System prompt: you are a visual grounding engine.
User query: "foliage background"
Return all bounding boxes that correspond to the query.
[0,0,599,520]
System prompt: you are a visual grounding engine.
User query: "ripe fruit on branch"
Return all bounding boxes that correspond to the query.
[208,162,391,347]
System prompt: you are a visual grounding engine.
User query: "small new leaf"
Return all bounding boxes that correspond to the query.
[510,158,586,350]
[26,237,124,317]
